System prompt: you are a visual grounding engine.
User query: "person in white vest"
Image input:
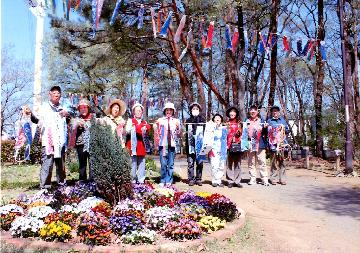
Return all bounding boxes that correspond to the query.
[38,86,70,189]
[153,102,181,187]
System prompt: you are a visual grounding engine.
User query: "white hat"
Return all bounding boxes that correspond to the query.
[131,103,144,112]
[163,102,176,115]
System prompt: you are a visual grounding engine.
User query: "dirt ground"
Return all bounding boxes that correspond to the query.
[166,157,360,253]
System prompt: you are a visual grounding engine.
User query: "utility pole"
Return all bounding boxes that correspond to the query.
[28,0,45,116]
[338,0,353,174]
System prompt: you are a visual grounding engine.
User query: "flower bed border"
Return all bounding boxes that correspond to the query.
[1,209,245,253]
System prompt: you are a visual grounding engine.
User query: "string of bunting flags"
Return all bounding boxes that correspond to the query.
[66,93,175,111]
[31,0,327,61]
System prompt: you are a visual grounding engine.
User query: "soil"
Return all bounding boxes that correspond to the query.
[165,157,360,253]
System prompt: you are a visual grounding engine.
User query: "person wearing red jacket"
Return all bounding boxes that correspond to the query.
[125,103,151,184]
[226,106,243,188]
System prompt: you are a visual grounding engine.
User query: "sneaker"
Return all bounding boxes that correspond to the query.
[159,183,165,187]
[196,181,203,186]
[228,183,234,188]
[218,183,224,187]
[280,181,287,185]
[212,183,217,187]
[248,178,256,185]
[263,181,270,186]
[235,183,243,188]
[188,181,195,186]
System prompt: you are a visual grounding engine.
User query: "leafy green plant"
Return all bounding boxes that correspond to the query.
[89,121,133,205]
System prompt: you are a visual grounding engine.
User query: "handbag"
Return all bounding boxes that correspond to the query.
[229,142,242,153]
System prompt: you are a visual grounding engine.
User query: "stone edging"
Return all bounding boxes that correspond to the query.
[1,209,246,253]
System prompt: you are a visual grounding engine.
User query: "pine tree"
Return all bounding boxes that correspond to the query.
[89,120,133,205]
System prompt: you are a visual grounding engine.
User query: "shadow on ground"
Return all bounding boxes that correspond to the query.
[304,185,360,219]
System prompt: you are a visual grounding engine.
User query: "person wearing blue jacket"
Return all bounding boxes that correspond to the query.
[266,106,290,185]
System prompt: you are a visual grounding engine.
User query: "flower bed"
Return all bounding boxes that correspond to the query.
[0,182,240,246]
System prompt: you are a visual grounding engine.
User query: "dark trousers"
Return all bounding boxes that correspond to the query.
[187,153,203,183]
[76,145,92,181]
[40,146,66,188]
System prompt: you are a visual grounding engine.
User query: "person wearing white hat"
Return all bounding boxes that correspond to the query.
[125,103,151,184]
[101,98,127,147]
[153,102,181,187]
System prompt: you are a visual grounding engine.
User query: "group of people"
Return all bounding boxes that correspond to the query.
[23,85,290,189]
[184,103,290,188]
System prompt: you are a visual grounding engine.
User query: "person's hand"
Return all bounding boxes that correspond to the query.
[59,109,68,117]
[78,119,85,127]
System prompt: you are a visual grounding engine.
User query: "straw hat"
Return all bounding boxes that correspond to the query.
[106,99,127,116]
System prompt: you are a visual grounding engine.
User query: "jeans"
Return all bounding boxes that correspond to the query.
[159,146,176,184]
[40,146,66,188]
[131,155,146,183]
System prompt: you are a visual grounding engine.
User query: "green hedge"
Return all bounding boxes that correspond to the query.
[1,140,42,164]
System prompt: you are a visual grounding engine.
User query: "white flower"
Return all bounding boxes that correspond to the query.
[10,216,44,237]
[153,188,175,197]
[60,204,80,213]
[114,198,144,211]
[144,207,177,229]
[76,196,104,213]
[0,204,24,215]
[28,206,55,219]
[28,189,54,204]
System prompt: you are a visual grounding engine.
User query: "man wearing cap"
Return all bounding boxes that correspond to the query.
[185,102,206,186]
[244,105,270,186]
[69,99,93,182]
[154,102,181,187]
[38,86,70,189]
[125,103,151,184]
[267,105,290,185]
[102,99,127,147]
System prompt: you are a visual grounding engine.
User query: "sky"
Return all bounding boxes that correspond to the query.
[2,0,39,62]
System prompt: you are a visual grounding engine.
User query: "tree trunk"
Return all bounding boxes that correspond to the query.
[207,49,213,120]
[236,4,246,120]
[315,0,325,157]
[351,17,360,140]
[267,0,280,116]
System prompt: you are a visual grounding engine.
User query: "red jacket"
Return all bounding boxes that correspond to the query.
[125,118,151,156]
[227,119,242,149]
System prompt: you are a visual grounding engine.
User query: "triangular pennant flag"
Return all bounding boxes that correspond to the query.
[283,36,290,55]
[301,40,310,56]
[110,0,123,26]
[95,0,105,29]
[232,28,239,54]
[137,4,145,29]
[297,39,302,56]
[157,10,163,33]
[174,15,186,43]
[159,11,173,38]
[203,21,214,55]
[150,7,157,38]
[320,41,326,61]
[176,0,185,13]
[225,25,232,50]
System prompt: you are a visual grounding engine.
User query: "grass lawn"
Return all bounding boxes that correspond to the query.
[0,164,79,205]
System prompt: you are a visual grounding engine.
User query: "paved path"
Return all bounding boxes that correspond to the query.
[154,156,360,253]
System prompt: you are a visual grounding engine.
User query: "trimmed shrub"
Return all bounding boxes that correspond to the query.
[89,121,133,205]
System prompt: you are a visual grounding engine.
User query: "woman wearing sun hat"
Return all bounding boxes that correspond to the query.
[125,103,151,184]
[153,102,181,187]
[102,98,127,147]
